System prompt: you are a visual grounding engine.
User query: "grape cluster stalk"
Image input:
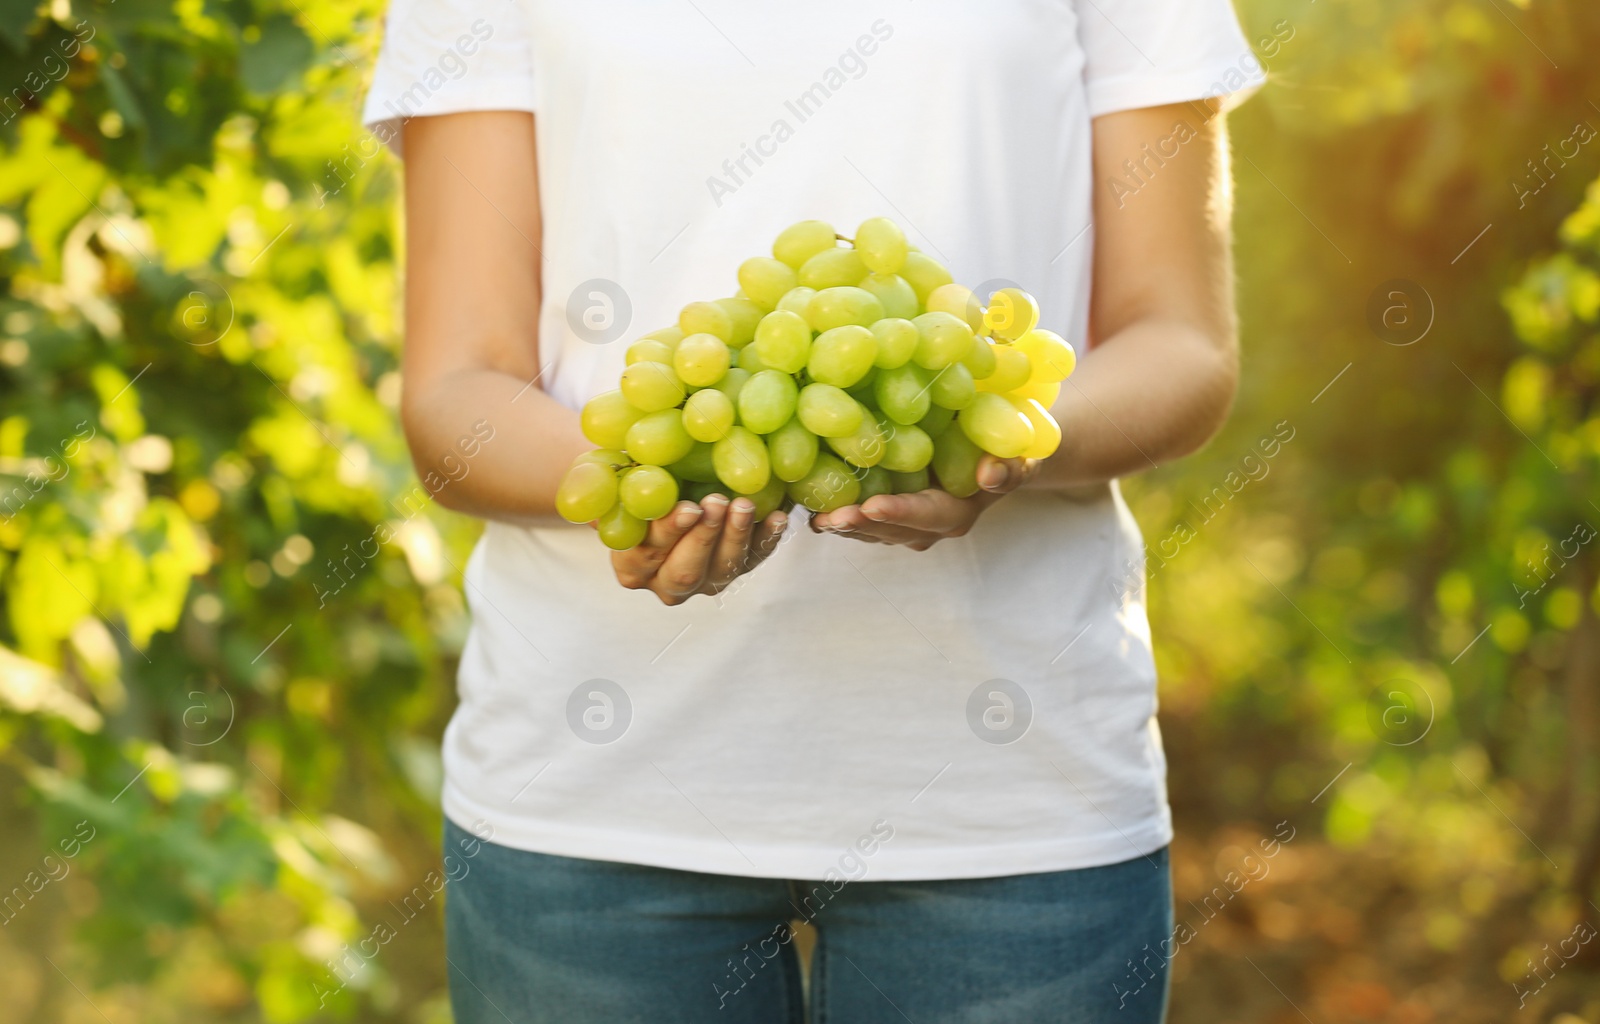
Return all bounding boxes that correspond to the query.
[556,217,1078,549]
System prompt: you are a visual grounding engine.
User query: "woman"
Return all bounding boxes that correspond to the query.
[365,1,1258,1020]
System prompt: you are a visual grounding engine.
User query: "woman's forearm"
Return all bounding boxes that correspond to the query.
[1031,318,1237,488]
[402,367,590,526]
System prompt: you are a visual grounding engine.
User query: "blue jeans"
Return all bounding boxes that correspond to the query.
[443,820,1172,1023]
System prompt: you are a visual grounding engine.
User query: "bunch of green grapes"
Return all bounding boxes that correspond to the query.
[556,217,1078,549]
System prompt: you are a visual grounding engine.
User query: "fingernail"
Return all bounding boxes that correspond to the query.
[982,463,1010,490]
[702,497,727,526]
[834,522,854,533]
[676,507,702,528]
[771,513,788,530]
[863,506,887,522]
[731,497,755,516]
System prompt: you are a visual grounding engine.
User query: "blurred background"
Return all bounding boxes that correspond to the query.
[2,0,1599,1021]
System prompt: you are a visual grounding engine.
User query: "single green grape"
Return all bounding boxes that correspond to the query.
[931,425,984,497]
[928,362,977,410]
[619,361,687,412]
[714,297,763,347]
[797,383,864,437]
[900,252,953,305]
[574,448,630,470]
[983,287,1040,340]
[738,369,800,434]
[667,440,719,482]
[625,408,696,465]
[681,480,722,504]
[597,504,649,549]
[977,343,1032,393]
[807,325,878,388]
[805,286,885,332]
[713,426,772,494]
[581,389,645,448]
[682,387,736,442]
[710,366,753,406]
[767,415,820,482]
[925,283,984,333]
[679,300,733,342]
[555,460,619,523]
[674,333,731,387]
[855,217,908,274]
[859,273,919,320]
[773,220,838,269]
[824,406,885,468]
[856,465,895,502]
[880,423,934,473]
[888,468,930,494]
[738,257,800,310]
[870,318,920,369]
[738,474,788,521]
[1015,329,1077,383]
[789,453,861,512]
[798,247,868,289]
[958,392,1035,459]
[918,404,956,439]
[874,363,932,425]
[961,336,998,380]
[641,326,684,348]
[911,312,976,370]
[737,342,770,372]
[618,464,680,520]
[626,339,675,365]
[776,286,817,316]
[753,310,812,374]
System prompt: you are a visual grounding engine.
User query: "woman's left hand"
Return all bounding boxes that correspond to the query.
[810,454,1037,550]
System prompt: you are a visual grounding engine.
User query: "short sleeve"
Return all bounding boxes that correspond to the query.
[1076,0,1264,119]
[361,0,538,155]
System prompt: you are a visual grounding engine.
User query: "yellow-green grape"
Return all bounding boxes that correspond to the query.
[679,300,733,342]
[575,448,630,470]
[824,406,885,468]
[739,474,788,521]
[880,423,934,473]
[597,504,648,550]
[919,404,956,439]
[983,288,1041,340]
[1016,397,1063,459]
[753,310,812,374]
[925,283,984,333]
[900,252,954,305]
[737,342,770,372]
[625,408,696,465]
[797,383,864,437]
[855,217,908,274]
[931,426,984,498]
[859,273,918,320]
[773,220,838,269]
[805,286,885,332]
[958,392,1035,459]
[738,369,799,434]
[626,339,675,365]
[1015,329,1077,383]
[874,363,932,425]
[961,336,998,380]
[871,318,920,369]
[738,257,799,310]
[713,426,771,494]
[789,453,861,512]
[682,480,721,503]
[668,440,719,482]
[682,387,735,442]
[714,297,763,348]
[674,333,731,387]
[1011,378,1061,407]
[581,389,645,448]
[798,247,868,289]
[767,415,819,482]
[807,325,878,388]
[976,343,1033,393]
[555,459,620,523]
[911,311,976,370]
[776,286,817,316]
[711,366,753,406]
[928,362,977,411]
[856,465,895,502]
[619,361,686,412]
[642,326,684,348]
[888,468,930,494]
[618,464,680,520]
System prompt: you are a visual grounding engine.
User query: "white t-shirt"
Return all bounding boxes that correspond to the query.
[365,0,1260,881]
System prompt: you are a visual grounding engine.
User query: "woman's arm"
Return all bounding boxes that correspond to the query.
[400,111,785,602]
[812,101,1239,544]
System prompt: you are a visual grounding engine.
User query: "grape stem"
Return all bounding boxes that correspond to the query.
[836,234,855,244]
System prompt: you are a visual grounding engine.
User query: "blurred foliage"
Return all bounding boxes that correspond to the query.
[0,0,1599,1021]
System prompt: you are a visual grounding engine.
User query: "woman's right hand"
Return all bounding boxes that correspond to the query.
[610,494,788,605]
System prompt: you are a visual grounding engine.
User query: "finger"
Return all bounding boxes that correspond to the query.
[857,490,972,534]
[708,496,757,587]
[653,494,728,598]
[612,501,703,589]
[976,455,1029,494]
